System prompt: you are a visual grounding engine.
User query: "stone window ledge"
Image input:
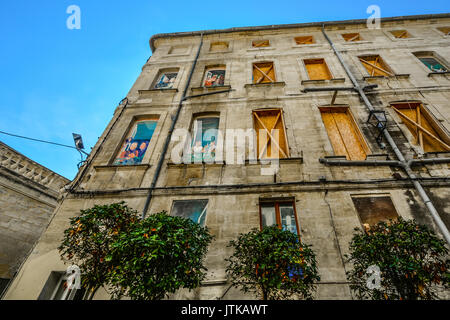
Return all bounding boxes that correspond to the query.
[167,162,224,168]
[341,40,373,45]
[244,82,286,89]
[428,71,450,77]
[243,157,303,165]
[422,151,450,159]
[247,47,275,52]
[190,85,231,95]
[301,78,345,85]
[94,164,151,171]
[363,74,410,81]
[291,44,323,49]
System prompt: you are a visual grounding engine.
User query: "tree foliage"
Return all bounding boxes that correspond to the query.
[346,218,450,300]
[226,226,320,300]
[107,211,214,300]
[58,202,139,298]
[59,204,213,300]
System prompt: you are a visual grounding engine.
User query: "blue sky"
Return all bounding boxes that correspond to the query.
[0,1,449,180]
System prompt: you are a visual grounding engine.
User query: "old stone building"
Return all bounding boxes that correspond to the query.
[0,141,69,297]
[4,13,450,300]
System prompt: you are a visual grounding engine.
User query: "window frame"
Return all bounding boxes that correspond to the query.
[112,116,160,166]
[186,113,221,163]
[252,39,270,48]
[252,61,276,84]
[258,199,301,237]
[202,65,226,87]
[412,51,449,73]
[358,55,394,77]
[351,194,400,230]
[152,68,180,90]
[252,108,290,160]
[341,33,362,42]
[294,35,315,45]
[303,58,333,81]
[170,199,209,226]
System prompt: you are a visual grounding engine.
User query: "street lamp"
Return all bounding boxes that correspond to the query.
[367,110,387,143]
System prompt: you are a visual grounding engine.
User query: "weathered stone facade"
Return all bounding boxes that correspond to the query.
[0,141,69,296]
[4,14,450,300]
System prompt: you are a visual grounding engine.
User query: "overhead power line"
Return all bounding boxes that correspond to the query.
[0,130,81,152]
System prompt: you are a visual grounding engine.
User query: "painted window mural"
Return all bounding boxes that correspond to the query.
[204,68,225,87]
[114,119,158,165]
[154,72,178,89]
[171,200,209,226]
[190,116,219,163]
[419,57,448,73]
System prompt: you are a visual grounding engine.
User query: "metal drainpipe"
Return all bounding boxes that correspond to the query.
[321,25,450,246]
[141,33,204,219]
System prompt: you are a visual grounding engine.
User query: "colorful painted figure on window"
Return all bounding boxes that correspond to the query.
[419,57,447,73]
[191,117,219,163]
[204,69,225,87]
[114,120,157,165]
[154,72,177,89]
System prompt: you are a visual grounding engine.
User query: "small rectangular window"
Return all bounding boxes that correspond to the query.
[210,41,229,52]
[419,57,448,72]
[359,55,394,77]
[168,46,188,54]
[260,200,299,235]
[294,36,314,45]
[320,106,370,161]
[203,66,226,87]
[154,72,178,89]
[342,33,362,42]
[304,59,332,81]
[252,62,275,84]
[171,200,208,226]
[390,30,411,39]
[252,40,270,48]
[351,195,399,228]
[391,102,450,153]
[114,118,158,165]
[253,109,289,159]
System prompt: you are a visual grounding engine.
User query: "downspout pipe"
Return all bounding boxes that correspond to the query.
[141,33,204,219]
[321,25,450,246]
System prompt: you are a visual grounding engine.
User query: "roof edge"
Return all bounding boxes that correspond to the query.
[149,13,450,52]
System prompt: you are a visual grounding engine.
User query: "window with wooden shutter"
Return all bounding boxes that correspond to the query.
[259,200,300,236]
[342,33,362,42]
[320,106,370,161]
[437,27,450,35]
[391,102,450,153]
[294,36,314,45]
[304,59,332,80]
[351,195,399,229]
[359,55,394,77]
[253,109,289,159]
[390,30,411,39]
[252,62,276,84]
[252,40,270,48]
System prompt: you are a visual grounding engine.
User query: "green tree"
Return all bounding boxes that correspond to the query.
[58,202,139,299]
[226,226,320,300]
[107,211,214,300]
[346,218,450,300]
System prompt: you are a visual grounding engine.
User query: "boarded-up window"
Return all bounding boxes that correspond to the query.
[359,55,394,77]
[252,40,270,48]
[304,59,332,80]
[342,33,362,42]
[171,200,208,226]
[351,195,399,228]
[252,62,275,84]
[295,36,314,45]
[320,107,370,161]
[210,41,229,52]
[437,27,450,35]
[253,109,289,159]
[390,30,411,39]
[114,118,159,165]
[203,66,226,87]
[391,102,450,153]
[260,200,299,235]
